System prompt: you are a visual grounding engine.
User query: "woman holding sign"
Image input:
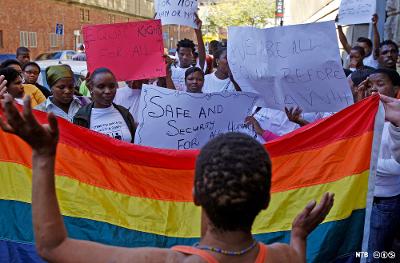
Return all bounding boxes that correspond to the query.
[73,68,136,143]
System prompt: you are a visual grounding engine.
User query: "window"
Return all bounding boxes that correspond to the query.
[49,33,58,48]
[109,14,116,23]
[80,8,85,22]
[85,9,90,22]
[80,8,90,22]
[0,30,3,48]
[29,32,37,47]
[20,31,29,47]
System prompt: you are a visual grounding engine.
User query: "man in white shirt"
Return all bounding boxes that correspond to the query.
[168,15,206,91]
[337,14,380,69]
[366,69,400,262]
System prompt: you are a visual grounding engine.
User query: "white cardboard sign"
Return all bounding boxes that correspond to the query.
[135,85,259,149]
[338,0,376,25]
[228,21,354,113]
[155,0,198,28]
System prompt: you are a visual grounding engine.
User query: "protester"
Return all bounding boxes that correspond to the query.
[353,68,400,262]
[0,59,46,105]
[0,68,24,104]
[170,15,206,91]
[0,66,45,107]
[348,46,374,71]
[202,47,241,93]
[35,65,90,122]
[113,79,144,123]
[73,68,136,143]
[184,66,204,93]
[16,46,30,66]
[377,40,399,70]
[23,61,52,98]
[337,14,380,68]
[0,99,335,262]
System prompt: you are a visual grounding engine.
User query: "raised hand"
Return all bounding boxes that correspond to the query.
[0,94,59,155]
[285,106,309,126]
[291,192,335,239]
[245,116,264,135]
[380,94,400,126]
[0,75,7,99]
[355,78,372,102]
[372,14,378,25]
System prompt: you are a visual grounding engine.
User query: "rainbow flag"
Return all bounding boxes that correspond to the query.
[0,96,382,262]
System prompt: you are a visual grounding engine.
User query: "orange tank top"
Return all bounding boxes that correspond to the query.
[171,243,267,263]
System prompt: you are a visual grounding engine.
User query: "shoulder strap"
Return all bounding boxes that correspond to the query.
[255,243,268,263]
[172,246,219,263]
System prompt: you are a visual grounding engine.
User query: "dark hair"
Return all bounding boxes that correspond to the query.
[0,67,22,87]
[209,40,221,51]
[184,67,204,80]
[350,68,374,86]
[177,38,195,53]
[351,46,366,58]
[194,133,271,232]
[380,40,399,53]
[214,47,227,60]
[86,67,116,87]
[371,68,400,86]
[357,37,373,48]
[22,61,40,71]
[1,59,21,69]
[16,47,30,56]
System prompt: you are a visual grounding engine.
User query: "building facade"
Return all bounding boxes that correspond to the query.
[284,0,399,60]
[0,0,196,58]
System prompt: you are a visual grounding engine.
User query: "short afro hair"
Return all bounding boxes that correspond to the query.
[1,59,21,69]
[16,46,30,56]
[194,133,271,232]
[351,46,366,58]
[177,38,195,53]
[350,68,374,86]
[214,47,227,60]
[22,61,40,71]
[357,37,372,48]
[0,67,22,87]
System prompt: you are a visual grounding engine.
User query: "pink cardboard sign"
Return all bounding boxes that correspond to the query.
[83,20,166,81]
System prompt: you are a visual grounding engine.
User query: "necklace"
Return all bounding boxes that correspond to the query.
[193,240,258,256]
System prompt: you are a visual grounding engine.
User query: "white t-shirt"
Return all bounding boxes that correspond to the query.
[171,61,206,92]
[114,87,141,123]
[202,72,236,93]
[363,54,379,69]
[90,105,132,143]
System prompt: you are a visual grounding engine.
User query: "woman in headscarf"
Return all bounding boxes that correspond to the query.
[73,68,136,143]
[35,65,90,122]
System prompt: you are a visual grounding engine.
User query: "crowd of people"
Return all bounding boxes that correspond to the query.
[0,12,400,263]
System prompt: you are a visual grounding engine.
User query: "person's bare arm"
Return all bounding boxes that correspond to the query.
[264,193,334,263]
[337,25,352,54]
[0,95,181,263]
[165,56,176,90]
[372,14,380,60]
[194,14,206,71]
